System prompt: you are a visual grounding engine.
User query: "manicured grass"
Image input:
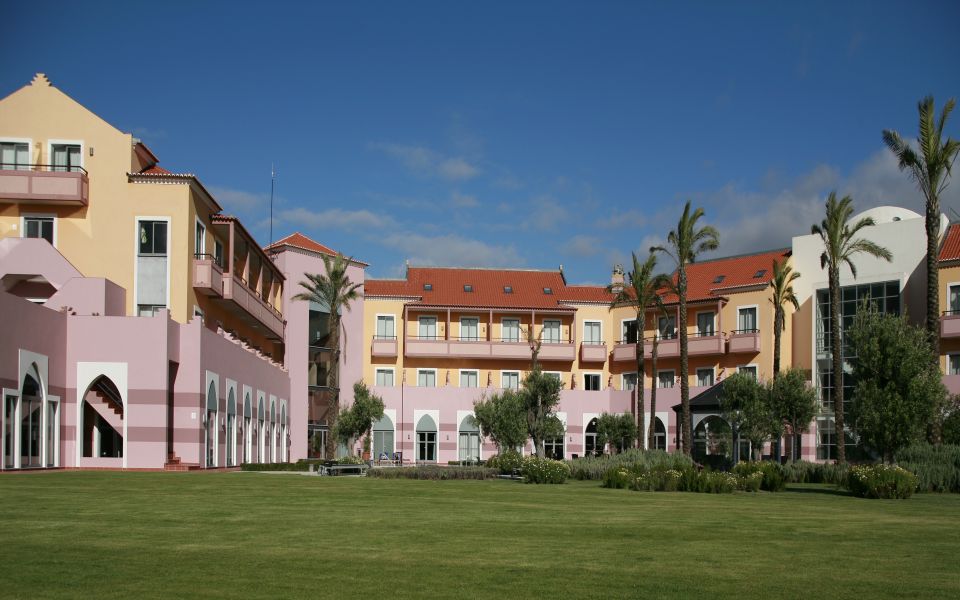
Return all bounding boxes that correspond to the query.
[1,472,959,599]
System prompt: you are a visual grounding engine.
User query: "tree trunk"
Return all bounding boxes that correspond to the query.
[648,333,659,450]
[326,315,341,459]
[773,307,783,376]
[830,267,845,464]
[679,269,692,455]
[926,197,942,445]
[636,311,645,448]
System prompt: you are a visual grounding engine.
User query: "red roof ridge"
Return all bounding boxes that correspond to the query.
[939,223,960,263]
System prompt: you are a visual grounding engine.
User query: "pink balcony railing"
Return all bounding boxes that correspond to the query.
[371,336,398,357]
[728,330,761,354]
[941,312,960,338]
[0,164,89,206]
[403,337,573,361]
[580,343,608,363]
[688,333,725,356]
[192,255,223,297]
[222,275,284,340]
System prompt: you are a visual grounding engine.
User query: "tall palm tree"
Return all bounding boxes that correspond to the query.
[883,96,959,363]
[769,258,800,377]
[812,192,892,463]
[293,252,363,459]
[653,201,719,456]
[608,252,668,449]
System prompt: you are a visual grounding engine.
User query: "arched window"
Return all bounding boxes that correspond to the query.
[584,418,599,456]
[280,403,287,462]
[416,415,437,462]
[243,392,252,463]
[458,415,480,464]
[372,414,395,460]
[693,415,731,464]
[20,371,43,467]
[226,389,236,467]
[257,395,265,463]
[653,417,667,451]
[206,381,218,468]
[543,416,564,460]
[269,399,277,463]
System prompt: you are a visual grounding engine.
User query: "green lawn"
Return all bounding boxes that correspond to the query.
[1,472,958,599]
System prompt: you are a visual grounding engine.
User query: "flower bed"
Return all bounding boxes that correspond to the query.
[521,456,571,484]
[845,464,918,499]
[368,465,499,480]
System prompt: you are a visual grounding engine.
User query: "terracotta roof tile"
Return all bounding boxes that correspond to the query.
[939,223,960,262]
[558,285,614,303]
[264,232,369,266]
[140,165,172,175]
[661,248,790,303]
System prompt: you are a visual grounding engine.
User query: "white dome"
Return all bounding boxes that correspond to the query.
[849,206,922,225]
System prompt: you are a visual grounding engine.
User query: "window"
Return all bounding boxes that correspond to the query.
[423,283,433,291]
[584,321,602,344]
[376,315,396,339]
[137,305,165,317]
[696,312,715,336]
[585,419,599,456]
[375,369,395,387]
[463,284,473,292]
[950,284,960,314]
[652,418,667,451]
[502,319,520,342]
[458,416,481,463]
[949,355,960,376]
[193,306,204,320]
[622,373,638,391]
[0,141,29,170]
[738,365,758,380]
[23,216,54,245]
[460,317,479,341]
[713,275,726,284]
[737,307,758,332]
[753,269,767,278]
[584,373,601,391]
[139,221,168,256]
[214,239,224,268]
[696,368,715,387]
[543,320,561,344]
[622,320,639,344]
[657,371,675,388]
[51,143,81,172]
[416,415,437,462]
[658,316,677,339]
[195,221,206,256]
[503,286,513,294]
[545,372,562,382]
[460,370,479,388]
[417,370,436,388]
[418,316,437,339]
[372,415,394,459]
[502,371,520,390]
[543,287,553,295]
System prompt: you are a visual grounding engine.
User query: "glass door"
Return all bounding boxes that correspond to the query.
[3,395,16,469]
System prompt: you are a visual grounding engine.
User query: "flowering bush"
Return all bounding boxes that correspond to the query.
[736,471,764,492]
[486,450,524,475]
[568,449,695,480]
[732,461,786,492]
[781,460,849,485]
[368,466,498,480]
[602,464,736,493]
[846,464,918,499]
[602,467,633,489]
[521,456,571,484]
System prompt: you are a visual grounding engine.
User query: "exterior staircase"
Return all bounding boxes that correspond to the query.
[163,453,201,471]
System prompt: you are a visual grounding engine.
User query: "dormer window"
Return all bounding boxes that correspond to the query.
[712,275,725,284]
[543,287,553,295]
[464,284,473,292]
[504,286,513,294]
[753,269,767,278]
[423,283,432,291]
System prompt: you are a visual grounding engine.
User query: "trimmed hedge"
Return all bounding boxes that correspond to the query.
[894,443,960,493]
[368,466,499,480]
[521,456,570,484]
[241,458,362,472]
[845,464,917,499]
[567,449,694,481]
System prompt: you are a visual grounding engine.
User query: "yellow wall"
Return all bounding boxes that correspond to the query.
[939,264,960,371]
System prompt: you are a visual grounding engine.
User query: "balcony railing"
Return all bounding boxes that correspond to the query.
[222,274,284,340]
[728,329,761,354]
[0,163,89,206]
[192,254,223,297]
[580,342,607,363]
[941,311,960,338]
[371,335,398,357]
[401,335,575,361]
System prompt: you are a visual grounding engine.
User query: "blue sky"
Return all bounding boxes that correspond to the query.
[2,1,959,282]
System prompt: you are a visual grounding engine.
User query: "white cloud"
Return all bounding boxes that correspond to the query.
[381,232,524,267]
[276,207,395,231]
[369,142,480,181]
[561,234,602,258]
[595,208,646,230]
[525,195,570,231]
[450,190,479,208]
[208,185,268,212]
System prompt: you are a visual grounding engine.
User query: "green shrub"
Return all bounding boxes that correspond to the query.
[781,460,849,485]
[568,449,694,480]
[603,464,736,494]
[368,466,498,480]
[602,466,633,489]
[486,450,523,475]
[521,456,570,484]
[894,443,960,493]
[845,464,918,499]
[241,459,326,472]
[736,471,763,492]
[732,461,786,492]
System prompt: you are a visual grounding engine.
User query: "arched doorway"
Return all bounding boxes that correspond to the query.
[257,395,265,463]
[458,415,480,464]
[652,417,667,451]
[372,414,394,461]
[584,418,599,456]
[543,416,564,460]
[243,392,252,464]
[416,414,437,462]
[280,403,287,462]
[693,415,731,464]
[226,389,236,467]
[205,381,217,468]
[81,375,123,463]
[269,398,277,463]
[20,370,43,468]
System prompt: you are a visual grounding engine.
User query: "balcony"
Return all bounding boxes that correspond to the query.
[580,342,608,363]
[192,255,223,297]
[371,336,398,357]
[728,329,761,354]
[941,312,960,338]
[0,165,89,206]
[612,336,680,362]
[688,332,725,356]
[403,336,574,361]
[222,274,284,340]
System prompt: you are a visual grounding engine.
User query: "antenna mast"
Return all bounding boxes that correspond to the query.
[269,163,276,248]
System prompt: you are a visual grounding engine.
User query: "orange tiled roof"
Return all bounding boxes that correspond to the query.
[559,285,615,304]
[939,223,960,262]
[660,248,790,303]
[265,232,369,266]
[140,165,172,175]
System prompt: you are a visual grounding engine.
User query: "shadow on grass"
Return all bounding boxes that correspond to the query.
[783,484,853,497]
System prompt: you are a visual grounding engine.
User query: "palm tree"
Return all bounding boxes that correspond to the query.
[883,96,959,363]
[653,201,719,455]
[293,252,363,459]
[812,192,892,463]
[769,258,800,377]
[608,252,668,449]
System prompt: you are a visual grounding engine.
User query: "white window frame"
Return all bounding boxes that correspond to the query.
[620,318,638,344]
[460,316,480,341]
[375,367,395,387]
[656,370,676,389]
[459,369,479,388]
[376,313,396,339]
[696,310,716,336]
[501,370,520,390]
[133,216,172,314]
[194,217,206,256]
[582,371,602,391]
[737,304,759,333]
[542,319,562,344]
[417,368,437,388]
[47,139,84,171]
[621,372,638,391]
[583,320,603,345]
[696,367,716,387]
[20,212,57,247]
[948,284,960,314]
[418,315,438,339]
[949,354,960,376]
[1,137,33,170]
[658,315,677,338]
[501,317,521,342]
[738,364,759,379]
[544,371,562,382]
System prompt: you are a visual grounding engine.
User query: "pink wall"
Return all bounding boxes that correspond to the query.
[45,277,126,316]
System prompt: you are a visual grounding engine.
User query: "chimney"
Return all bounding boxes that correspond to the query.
[610,264,625,294]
